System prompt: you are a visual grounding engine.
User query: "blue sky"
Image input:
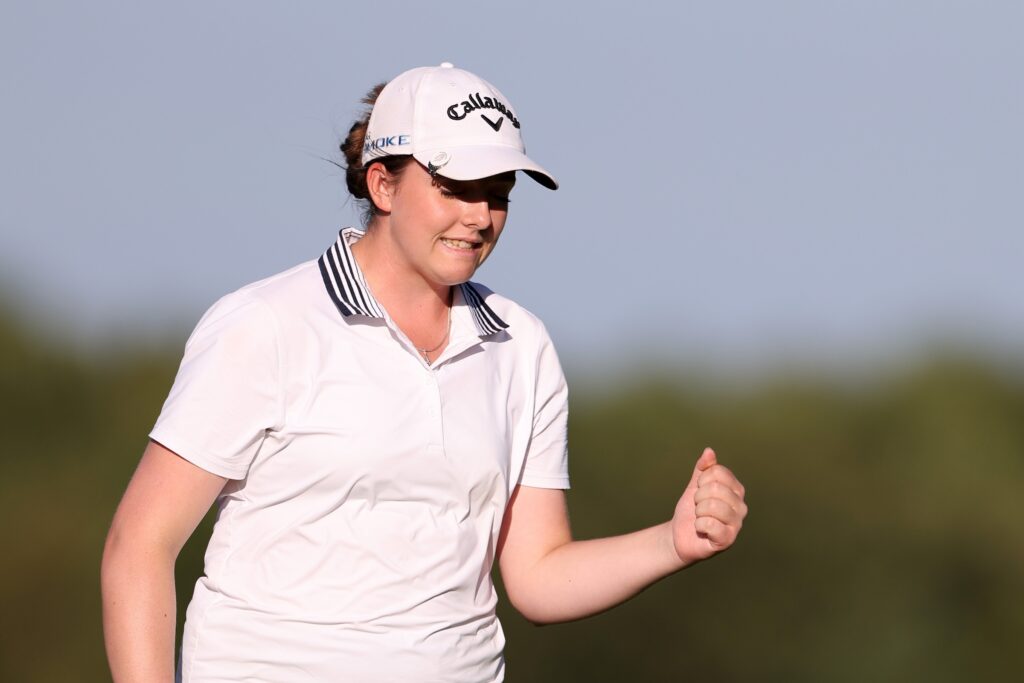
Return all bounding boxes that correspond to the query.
[2,1,1020,373]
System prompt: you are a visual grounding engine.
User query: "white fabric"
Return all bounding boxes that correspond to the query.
[151,232,569,683]
[361,62,558,189]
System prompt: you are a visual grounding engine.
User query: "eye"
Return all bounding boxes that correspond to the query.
[437,181,468,198]
[489,183,515,206]
[436,178,513,205]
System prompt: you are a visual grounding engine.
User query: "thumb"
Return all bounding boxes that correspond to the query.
[687,447,717,486]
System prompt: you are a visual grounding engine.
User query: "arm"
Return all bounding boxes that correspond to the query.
[497,448,746,624]
[101,440,228,683]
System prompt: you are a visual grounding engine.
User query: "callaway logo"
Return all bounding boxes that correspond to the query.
[446,92,521,130]
[480,114,503,132]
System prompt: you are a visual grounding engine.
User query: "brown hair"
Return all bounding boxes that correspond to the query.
[340,82,412,225]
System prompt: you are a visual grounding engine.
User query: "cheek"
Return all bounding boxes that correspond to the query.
[491,210,508,236]
[478,216,507,264]
[391,180,450,226]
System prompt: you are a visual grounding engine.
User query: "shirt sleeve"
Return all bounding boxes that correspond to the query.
[519,325,570,489]
[149,290,283,480]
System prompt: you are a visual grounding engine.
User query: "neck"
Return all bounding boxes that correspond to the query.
[350,223,450,320]
[350,224,453,364]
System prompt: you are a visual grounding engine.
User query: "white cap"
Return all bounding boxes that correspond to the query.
[361,62,558,190]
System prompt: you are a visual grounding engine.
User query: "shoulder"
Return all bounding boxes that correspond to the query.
[463,281,556,352]
[231,258,325,313]
[200,259,327,324]
[186,258,327,349]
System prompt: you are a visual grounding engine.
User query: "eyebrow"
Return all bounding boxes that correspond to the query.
[486,174,517,189]
[440,175,516,191]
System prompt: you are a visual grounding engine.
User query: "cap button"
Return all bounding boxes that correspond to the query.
[439,62,454,69]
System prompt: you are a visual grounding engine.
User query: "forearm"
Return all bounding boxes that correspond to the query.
[505,520,688,624]
[101,533,178,683]
[101,442,227,681]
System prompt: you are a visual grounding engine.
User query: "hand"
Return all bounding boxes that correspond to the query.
[671,447,747,566]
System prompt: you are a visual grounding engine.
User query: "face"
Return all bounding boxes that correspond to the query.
[373,160,516,288]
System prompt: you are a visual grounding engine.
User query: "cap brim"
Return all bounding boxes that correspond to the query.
[413,146,558,190]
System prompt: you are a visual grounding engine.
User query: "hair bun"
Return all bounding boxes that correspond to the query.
[341,84,386,202]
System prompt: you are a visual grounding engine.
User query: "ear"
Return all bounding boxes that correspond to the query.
[366,162,394,213]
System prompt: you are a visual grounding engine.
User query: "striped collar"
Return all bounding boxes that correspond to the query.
[317,227,509,337]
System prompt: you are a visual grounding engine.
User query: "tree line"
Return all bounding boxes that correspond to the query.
[1,311,1021,681]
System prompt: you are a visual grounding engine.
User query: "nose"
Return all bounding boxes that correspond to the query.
[461,196,492,230]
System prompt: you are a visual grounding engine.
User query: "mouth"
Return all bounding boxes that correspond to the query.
[439,237,482,251]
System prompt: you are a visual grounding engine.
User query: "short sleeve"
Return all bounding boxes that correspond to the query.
[150,290,283,479]
[519,326,570,489]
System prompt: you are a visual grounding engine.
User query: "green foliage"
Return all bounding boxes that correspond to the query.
[2,311,1021,681]
[499,362,1024,682]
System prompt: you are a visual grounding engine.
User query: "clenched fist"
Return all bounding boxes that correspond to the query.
[672,448,748,565]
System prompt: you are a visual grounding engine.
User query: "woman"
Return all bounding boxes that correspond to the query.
[102,62,747,682]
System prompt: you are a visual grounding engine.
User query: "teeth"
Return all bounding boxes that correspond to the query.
[442,238,475,249]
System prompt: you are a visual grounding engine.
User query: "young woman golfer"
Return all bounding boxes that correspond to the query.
[102,63,747,682]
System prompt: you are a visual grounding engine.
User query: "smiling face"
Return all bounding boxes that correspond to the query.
[368,160,516,290]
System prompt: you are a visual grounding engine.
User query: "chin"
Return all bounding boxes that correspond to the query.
[440,268,479,286]
[432,259,482,284]
[445,272,477,286]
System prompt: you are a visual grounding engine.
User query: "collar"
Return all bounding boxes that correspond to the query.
[317,227,509,337]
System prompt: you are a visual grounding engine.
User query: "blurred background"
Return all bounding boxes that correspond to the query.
[1,1,1021,680]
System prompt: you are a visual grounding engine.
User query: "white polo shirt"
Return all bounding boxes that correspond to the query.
[151,227,570,683]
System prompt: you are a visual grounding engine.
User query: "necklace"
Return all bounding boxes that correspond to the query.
[417,291,452,365]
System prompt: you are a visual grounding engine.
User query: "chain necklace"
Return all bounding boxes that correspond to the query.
[417,291,453,365]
